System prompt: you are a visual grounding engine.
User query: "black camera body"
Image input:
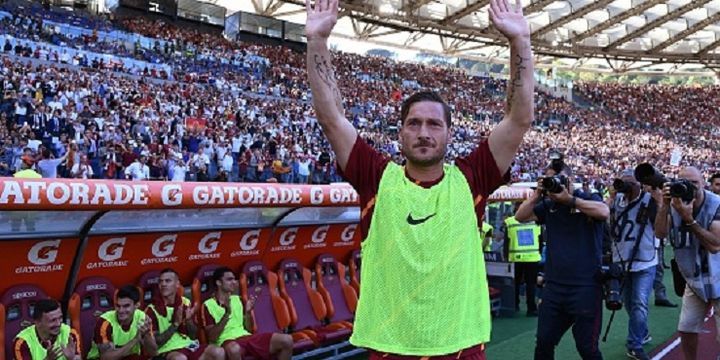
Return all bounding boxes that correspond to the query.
[634,163,697,203]
[669,179,696,203]
[542,175,569,194]
[601,261,624,311]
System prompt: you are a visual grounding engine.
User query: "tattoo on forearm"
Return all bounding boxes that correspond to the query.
[507,53,528,110]
[313,54,343,107]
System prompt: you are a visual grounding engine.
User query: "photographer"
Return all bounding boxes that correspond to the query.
[515,162,609,360]
[654,166,720,360]
[609,169,659,360]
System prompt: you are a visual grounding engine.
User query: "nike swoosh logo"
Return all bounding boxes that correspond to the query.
[406,213,436,225]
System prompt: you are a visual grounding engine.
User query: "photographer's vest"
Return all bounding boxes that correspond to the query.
[671,190,720,302]
[146,297,195,354]
[611,192,657,271]
[505,217,541,262]
[350,163,490,356]
[87,310,146,359]
[16,324,73,360]
[482,222,493,252]
[203,295,251,345]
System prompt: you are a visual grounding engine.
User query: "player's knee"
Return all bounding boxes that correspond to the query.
[277,333,293,350]
[225,341,242,357]
[207,345,225,360]
[167,352,188,360]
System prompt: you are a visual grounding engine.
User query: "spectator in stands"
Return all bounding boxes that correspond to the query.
[13,298,81,360]
[146,268,225,360]
[306,0,534,357]
[125,156,150,181]
[87,285,157,360]
[70,153,93,179]
[37,147,68,178]
[13,155,41,178]
[710,173,720,195]
[200,267,293,360]
[654,167,720,360]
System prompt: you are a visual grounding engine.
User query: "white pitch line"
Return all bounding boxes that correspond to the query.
[651,312,714,360]
[651,337,681,360]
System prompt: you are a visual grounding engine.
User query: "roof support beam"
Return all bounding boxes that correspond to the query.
[260,0,285,16]
[440,0,490,25]
[604,0,712,50]
[401,0,435,14]
[532,0,614,40]
[571,0,664,43]
[405,32,426,47]
[251,0,264,14]
[272,8,307,17]
[652,11,720,53]
[698,36,720,56]
[441,35,467,53]
[366,29,402,38]
[523,0,556,15]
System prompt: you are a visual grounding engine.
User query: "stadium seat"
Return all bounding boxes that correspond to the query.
[191,264,222,345]
[315,254,358,328]
[277,258,352,346]
[1,284,48,360]
[137,270,161,308]
[68,276,115,356]
[239,261,314,353]
[191,264,222,306]
[348,250,361,294]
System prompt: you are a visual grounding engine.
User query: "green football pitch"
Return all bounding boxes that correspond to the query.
[346,247,682,360]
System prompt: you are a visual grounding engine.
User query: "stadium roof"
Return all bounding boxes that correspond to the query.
[224,0,720,75]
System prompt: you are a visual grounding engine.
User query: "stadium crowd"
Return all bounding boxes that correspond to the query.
[1,3,719,189]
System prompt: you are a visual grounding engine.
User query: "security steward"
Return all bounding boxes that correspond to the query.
[504,203,542,316]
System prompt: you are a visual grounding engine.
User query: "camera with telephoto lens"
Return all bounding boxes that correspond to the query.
[601,259,624,311]
[634,163,697,203]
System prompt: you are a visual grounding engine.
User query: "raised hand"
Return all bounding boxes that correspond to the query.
[173,304,184,326]
[137,316,152,339]
[305,0,339,40]
[184,303,199,323]
[61,338,77,360]
[671,197,694,223]
[489,0,530,40]
[44,345,63,360]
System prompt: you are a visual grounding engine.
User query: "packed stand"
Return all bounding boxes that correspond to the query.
[1,4,718,188]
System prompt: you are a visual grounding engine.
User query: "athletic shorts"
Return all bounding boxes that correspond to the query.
[223,333,274,360]
[368,343,486,360]
[677,285,720,342]
[172,343,211,360]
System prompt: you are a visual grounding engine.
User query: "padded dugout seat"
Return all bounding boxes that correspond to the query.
[239,261,314,354]
[137,270,161,308]
[315,254,358,329]
[277,258,351,346]
[68,276,115,356]
[348,250,361,295]
[1,284,48,360]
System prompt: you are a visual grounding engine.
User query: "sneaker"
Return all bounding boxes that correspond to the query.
[627,348,650,360]
[642,333,652,345]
